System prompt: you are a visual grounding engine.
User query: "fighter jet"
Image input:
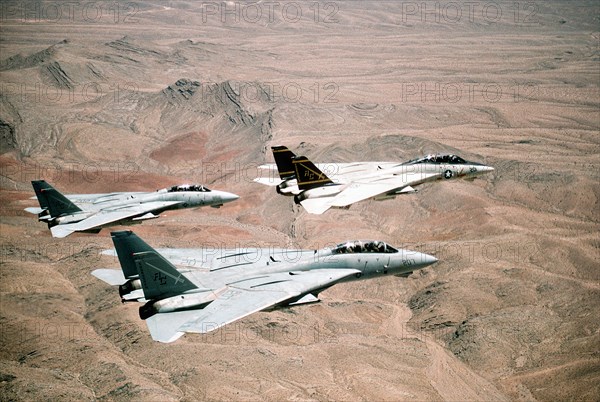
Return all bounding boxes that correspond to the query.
[92,231,438,343]
[255,146,494,214]
[254,145,398,196]
[25,180,239,238]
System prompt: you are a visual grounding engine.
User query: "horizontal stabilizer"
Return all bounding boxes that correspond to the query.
[257,164,276,170]
[50,225,75,238]
[253,177,283,187]
[146,310,204,343]
[122,289,145,302]
[91,269,127,286]
[24,207,45,215]
[300,198,332,215]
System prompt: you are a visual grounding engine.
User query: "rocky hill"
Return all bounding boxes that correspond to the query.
[0,1,598,400]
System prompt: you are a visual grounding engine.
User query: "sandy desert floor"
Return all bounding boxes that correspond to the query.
[0,1,599,400]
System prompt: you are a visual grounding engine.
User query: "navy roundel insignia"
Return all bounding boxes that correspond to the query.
[444,170,453,179]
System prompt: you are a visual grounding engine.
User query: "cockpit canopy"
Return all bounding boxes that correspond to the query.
[403,154,467,165]
[167,184,211,192]
[331,240,398,254]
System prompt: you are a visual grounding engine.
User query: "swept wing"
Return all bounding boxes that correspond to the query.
[300,172,439,214]
[179,269,360,333]
[329,172,439,207]
[50,201,183,238]
[149,269,360,342]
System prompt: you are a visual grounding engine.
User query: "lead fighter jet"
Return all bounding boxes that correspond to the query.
[92,231,438,343]
[255,146,494,214]
[25,180,239,238]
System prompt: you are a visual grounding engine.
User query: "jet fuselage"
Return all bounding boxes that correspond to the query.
[117,241,436,307]
[274,160,493,199]
[294,159,494,204]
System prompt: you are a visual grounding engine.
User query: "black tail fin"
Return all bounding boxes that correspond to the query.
[31,180,53,210]
[271,146,297,180]
[36,181,82,217]
[134,250,197,300]
[111,230,156,279]
[293,156,334,191]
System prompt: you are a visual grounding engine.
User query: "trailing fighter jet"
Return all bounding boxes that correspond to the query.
[254,145,398,195]
[92,231,438,343]
[25,180,239,238]
[255,146,494,214]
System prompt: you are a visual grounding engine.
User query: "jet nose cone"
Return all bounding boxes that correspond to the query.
[421,253,438,267]
[469,164,494,177]
[221,192,240,203]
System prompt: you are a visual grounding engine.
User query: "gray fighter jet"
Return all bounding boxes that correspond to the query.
[254,145,399,195]
[92,231,438,343]
[255,146,494,214]
[26,180,239,238]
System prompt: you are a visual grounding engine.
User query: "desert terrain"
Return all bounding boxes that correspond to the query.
[0,1,599,400]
